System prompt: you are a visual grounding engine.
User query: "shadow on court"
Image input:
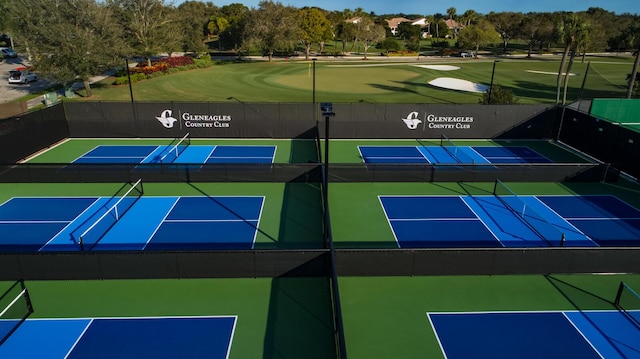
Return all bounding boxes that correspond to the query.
[0,279,32,346]
[272,133,324,249]
[544,275,616,310]
[263,277,337,359]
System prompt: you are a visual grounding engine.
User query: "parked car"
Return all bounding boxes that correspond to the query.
[0,47,17,59]
[456,51,475,58]
[8,67,38,84]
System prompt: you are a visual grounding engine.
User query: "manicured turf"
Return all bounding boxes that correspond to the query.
[81,57,635,104]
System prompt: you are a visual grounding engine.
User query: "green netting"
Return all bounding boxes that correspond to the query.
[590,99,640,125]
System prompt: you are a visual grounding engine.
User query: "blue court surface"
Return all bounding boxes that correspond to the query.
[359,145,551,164]
[0,316,236,359]
[428,309,640,359]
[0,196,264,252]
[379,195,640,248]
[72,145,276,164]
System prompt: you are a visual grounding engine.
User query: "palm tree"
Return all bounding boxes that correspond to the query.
[625,21,640,98]
[555,14,590,105]
[447,7,456,20]
[461,9,478,26]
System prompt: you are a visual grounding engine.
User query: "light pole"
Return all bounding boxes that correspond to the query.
[125,58,134,103]
[320,102,335,248]
[312,59,317,106]
[312,59,318,136]
[227,96,246,121]
[488,60,501,104]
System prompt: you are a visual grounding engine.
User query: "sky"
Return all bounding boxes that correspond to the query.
[176,0,640,15]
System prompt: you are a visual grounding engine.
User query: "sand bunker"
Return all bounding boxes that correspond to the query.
[527,70,577,76]
[428,77,489,93]
[416,65,461,71]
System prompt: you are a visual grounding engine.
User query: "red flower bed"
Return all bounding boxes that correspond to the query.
[130,56,194,75]
[163,56,194,67]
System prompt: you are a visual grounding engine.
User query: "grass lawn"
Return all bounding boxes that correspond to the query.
[78,55,636,104]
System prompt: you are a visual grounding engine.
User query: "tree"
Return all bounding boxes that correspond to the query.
[623,21,640,98]
[177,1,216,53]
[5,0,125,97]
[243,1,301,62]
[480,85,518,104]
[555,13,590,104]
[486,11,525,51]
[335,21,357,54]
[460,9,479,26]
[354,15,385,59]
[397,22,421,40]
[208,16,229,50]
[299,7,330,59]
[376,37,400,54]
[109,0,176,67]
[218,3,249,53]
[457,19,500,57]
[447,7,456,20]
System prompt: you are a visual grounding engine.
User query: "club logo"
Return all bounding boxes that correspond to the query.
[402,111,421,130]
[156,109,178,128]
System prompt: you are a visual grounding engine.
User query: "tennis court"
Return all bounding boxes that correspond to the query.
[0,181,265,252]
[429,308,640,359]
[338,274,640,359]
[0,315,236,358]
[0,277,337,359]
[359,145,552,164]
[380,189,640,248]
[73,144,277,165]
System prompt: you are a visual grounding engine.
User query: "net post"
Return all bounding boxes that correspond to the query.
[22,287,33,314]
[560,233,565,247]
[614,281,625,308]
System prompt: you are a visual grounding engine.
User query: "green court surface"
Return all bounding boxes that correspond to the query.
[0,278,336,359]
[339,274,640,359]
[4,274,640,359]
[329,181,640,248]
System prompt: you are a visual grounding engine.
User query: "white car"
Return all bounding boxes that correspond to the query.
[8,68,37,84]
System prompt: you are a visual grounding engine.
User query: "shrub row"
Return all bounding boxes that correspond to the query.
[113,55,212,85]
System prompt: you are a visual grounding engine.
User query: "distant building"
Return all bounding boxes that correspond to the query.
[386,17,411,36]
[444,19,464,37]
[386,17,431,38]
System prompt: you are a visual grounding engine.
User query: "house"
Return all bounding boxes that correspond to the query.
[386,17,411,36]
[444,19,464,37]
[386,17,431,38]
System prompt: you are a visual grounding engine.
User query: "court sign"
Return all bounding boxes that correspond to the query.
[155,109,232,129]
[401,110,474,131]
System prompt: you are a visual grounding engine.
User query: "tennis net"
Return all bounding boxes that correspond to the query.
[0,281,33,345]
[78,179,144,250]
[440,134,475,165]
[493,179,565,246]
[160,132,190,164]
[615,281,640,326]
